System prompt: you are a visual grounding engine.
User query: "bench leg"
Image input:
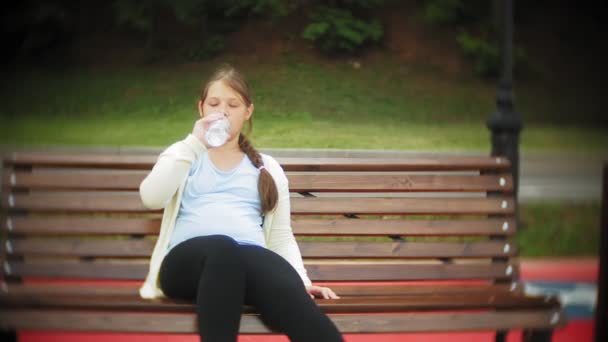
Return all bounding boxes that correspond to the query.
[0,330,17,342]
[495,330,507,342]
[523,329,553,342]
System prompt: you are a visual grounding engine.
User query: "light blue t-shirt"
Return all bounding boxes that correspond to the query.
[166,152,265,254]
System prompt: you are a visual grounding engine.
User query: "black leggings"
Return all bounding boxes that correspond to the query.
[158,234,343,342]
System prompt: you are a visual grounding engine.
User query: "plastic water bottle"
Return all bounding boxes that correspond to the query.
[205,114,231,147]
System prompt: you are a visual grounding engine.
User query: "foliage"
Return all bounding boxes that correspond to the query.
[223,0,294,20]
[423,0,465,25]
[422,0,488,25]
[186,34,225,60]
[111,0,294,60]
[302,5,383,55]
[322,0,385,10]
[111,0,156,32]
[457,31,527,78]
[456,31,499,77]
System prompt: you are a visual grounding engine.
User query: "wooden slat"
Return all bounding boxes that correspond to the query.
[292,197,515,215]
[4,261,518,281]
[4,170,513,192]
[0,292,558,313]
[1,153,156,170]
[2,216,517,236]
[0,309,566,333]
[1,153,513,172]
[2,217,162,235]
[298,241,516,258]
[3,170,146,190]
[4,239,517,258]
[5,239,155,257]
[291,197,513,215]
[1,283,524,297]
[2,192,515,215]
[327,283,525,296]
[304,263,518,281]
[2,152,511,171]
[289,174,513,192]
[2,192,151,213]
[291,217,517,236]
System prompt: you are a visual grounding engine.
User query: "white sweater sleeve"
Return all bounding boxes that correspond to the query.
[265,162,313,287]
[140,134,207,210]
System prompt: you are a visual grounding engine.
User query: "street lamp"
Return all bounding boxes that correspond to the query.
[487,0,523,217]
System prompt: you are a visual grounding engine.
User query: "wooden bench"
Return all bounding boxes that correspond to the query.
[0,150,566,341]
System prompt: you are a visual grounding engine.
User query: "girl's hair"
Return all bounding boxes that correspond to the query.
[200,64,279,215]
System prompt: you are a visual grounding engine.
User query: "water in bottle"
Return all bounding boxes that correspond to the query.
[205,114,231,147]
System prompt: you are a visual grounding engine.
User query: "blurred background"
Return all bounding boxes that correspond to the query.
[1,0,605,255]
[1,0,606,340]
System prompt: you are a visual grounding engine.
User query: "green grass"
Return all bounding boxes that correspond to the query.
[517,200,600,257]
[1,58,606,154]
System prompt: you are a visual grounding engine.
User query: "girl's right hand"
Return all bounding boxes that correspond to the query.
[192,112,226,149]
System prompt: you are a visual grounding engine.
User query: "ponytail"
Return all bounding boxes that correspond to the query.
[238,133,278,214]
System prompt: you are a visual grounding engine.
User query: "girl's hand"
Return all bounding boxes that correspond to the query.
[192,112,227,149]
[305,285,340,299]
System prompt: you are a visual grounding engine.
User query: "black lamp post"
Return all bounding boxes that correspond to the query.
[487,0,523,219]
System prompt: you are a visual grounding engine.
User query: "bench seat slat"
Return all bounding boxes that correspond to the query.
[0,292,558,313]
[5,261,517,281]
[2,217,517,236]
[2,283,523,297]
[0,309,565,333]
[2,153,511,171]
[2,192,515,215]
[4,171,513,192]
[5,239,517,258]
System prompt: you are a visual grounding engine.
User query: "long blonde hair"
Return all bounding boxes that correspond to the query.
[200,65,278,214]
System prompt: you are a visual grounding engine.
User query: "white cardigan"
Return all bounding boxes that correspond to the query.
[138,133,312,299]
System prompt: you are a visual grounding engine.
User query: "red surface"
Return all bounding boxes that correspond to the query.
[16,258,598,342]
[519,258,598,282]
[19,321,594,342]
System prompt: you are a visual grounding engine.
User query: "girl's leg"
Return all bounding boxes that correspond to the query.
[240,245,343,342]
[158,235,246,342]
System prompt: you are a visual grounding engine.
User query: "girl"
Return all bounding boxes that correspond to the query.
[138,64,343,342]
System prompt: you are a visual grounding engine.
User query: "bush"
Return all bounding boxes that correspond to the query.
[423,0,465,25]
[185,34,225,61]
[111,0,293,60]
[422,0,489,26]
[456,31,499,77]
[457,31,527,78]
[301,5,383,55]
[223,0,293,20]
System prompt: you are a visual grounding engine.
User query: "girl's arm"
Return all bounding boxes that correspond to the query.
[139,134,207,209]
[265,165,313,287]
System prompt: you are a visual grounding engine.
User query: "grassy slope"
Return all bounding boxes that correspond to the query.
[1,59,606,155]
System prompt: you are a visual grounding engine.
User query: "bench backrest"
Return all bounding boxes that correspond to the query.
[1,151,517,288]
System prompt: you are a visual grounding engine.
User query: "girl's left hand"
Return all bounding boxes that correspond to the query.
[305,285,340,299]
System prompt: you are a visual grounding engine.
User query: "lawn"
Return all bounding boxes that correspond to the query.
[1,58,606,153]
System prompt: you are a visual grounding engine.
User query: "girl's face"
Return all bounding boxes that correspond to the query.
[198,80,254,138]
